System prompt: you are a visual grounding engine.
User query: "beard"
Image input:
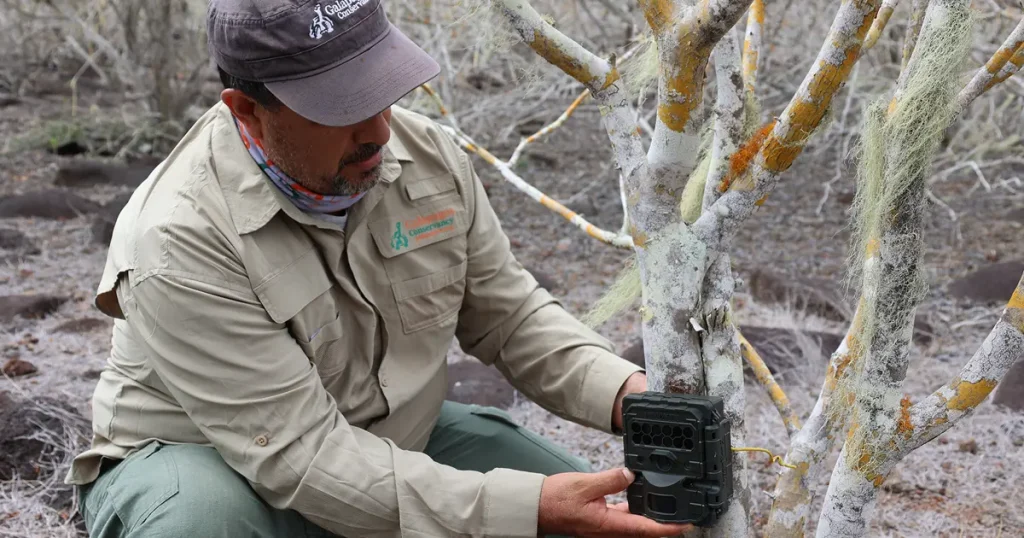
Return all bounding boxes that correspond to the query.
[262,123,384,197]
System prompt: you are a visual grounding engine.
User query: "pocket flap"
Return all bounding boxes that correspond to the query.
[369,203,469,259]
[405,175,457,201]
[252,248,333,324]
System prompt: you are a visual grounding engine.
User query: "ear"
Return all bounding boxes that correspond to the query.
[221,89,268,140]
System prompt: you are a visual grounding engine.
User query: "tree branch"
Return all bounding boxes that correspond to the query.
[638,0,677,34]
[742,0,764,97]
[956,17,1024,113]
[737,329,801,437]
[493,0,618,94]
[693,0,883,252]
[864,0,900,50]
[704,26,746,211]
[905,272,1024,451]
[765,304,867,538]
[901,0,930,72]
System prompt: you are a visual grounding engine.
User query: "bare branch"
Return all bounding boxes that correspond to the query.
[493,0,618,94]
[439,124,635,249]
[704,27,747,211]
[864,0,900,49]
[737,329,801,437]
[905,273,1024,450]
[901,0,930,72]
[742,0,764,96]
[509,90,590,166]
[956,17,1024,112]
[765,305,866,538]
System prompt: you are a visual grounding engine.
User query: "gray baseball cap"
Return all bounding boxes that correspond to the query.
[208,0,440,126]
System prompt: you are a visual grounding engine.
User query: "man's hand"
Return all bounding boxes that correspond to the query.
[537,467,693,537]
[612,371,647,432]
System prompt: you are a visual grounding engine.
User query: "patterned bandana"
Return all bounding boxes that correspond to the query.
[233,117,367,214]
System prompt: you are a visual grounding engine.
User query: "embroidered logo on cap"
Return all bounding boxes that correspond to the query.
[310,0,373,40]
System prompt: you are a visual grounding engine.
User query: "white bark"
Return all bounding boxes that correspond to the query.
[704,27,746,211]
[955,17,1024,113]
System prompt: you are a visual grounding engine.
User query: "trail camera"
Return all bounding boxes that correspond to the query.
[622,392,733,527]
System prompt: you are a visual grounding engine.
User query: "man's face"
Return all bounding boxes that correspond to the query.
[225,89,392,197]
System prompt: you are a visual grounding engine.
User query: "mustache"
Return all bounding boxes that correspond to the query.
[340,144,382,167]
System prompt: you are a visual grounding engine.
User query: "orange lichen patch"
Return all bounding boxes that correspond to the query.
[755,194,770,206]
[631,228,649,248]
[896,395,914,439]
[865,237,880,258]
[718,120,777,192]
[762,6,877,174]
[638,0,675,33]
[658,33,712,132]
[984,42,1021,75]
[529,30,618,92]
[946,378,998,411]
[467,143,498,166]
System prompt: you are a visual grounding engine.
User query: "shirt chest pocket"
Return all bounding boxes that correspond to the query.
[368,179,470,335]
[251,248,345,371]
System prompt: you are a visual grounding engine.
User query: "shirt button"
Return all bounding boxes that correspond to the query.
[255,435,268,447]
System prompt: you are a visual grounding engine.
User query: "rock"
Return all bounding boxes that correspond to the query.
[0,390,12,412]
[0,294,69,323]
[2,358,37,377]
[0,228,28,250]
[0,396,91,510]
[947,260,1024,304]
[91,192,134,246]
[1004,208,1024,224]
[958,439,979,454]
[912,314,935,346]
[446,360,515,409]
[54,317,110,334]
[992,358,1024,412]
[744,268,853,322]
[0,190,101,219]
[54,160,154,188]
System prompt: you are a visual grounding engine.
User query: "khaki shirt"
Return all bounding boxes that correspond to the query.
[65,101,642,537]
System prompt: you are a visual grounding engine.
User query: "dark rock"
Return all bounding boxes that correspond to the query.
[744,268,853,322]
[91,192,134,246]
[1004,208,1024,224]
[54,160,154,188]
[992,358,1024,412]
[0,95,19,108]
[54,317,111,334]
[2,358,37,377]
[0,228,28,250]
[0,294,69,323]
[446,360,515,409]
[0,396,91,510]
[52,140,89,156]
[82,368,103,380]
[0,390,12,412]
[0,190,101,220]
[947,260,1024,304]
[913,314,936,346]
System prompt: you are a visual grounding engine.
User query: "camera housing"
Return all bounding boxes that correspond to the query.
[622,392,733,527]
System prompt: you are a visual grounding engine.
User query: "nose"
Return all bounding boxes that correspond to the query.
[353,109,391,147]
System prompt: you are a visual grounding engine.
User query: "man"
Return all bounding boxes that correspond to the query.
[65,1,694,537]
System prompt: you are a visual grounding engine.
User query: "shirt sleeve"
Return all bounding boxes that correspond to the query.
[123,269,545,537]
[452,148,644,435]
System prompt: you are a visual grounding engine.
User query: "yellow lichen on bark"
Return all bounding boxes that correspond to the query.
[946,378,998,411]
[742,0,764,90]
[985,45,1024,91]
[1006,284,1024,332]
[638,0,675,34]
[761,5,878,174]
[739,331,802,434]
[529,30,620,91]
[657,41,710,132]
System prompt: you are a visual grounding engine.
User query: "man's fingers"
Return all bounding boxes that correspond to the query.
[581,468,636,498]
[598,508,693,538]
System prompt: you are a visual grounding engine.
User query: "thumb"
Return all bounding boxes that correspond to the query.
[582,467,636,498]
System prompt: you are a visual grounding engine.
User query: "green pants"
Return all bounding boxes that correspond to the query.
[78,401,591,537]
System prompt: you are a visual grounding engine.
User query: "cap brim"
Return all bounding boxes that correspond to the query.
[265,24,440,127]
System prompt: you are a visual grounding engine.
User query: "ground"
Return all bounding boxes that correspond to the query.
[1,55,1023,538]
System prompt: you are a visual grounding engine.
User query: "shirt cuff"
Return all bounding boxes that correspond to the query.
[578,351,645,434]
[483,468,546,537]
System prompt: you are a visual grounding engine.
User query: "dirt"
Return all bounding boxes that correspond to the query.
[1,64,1023,538]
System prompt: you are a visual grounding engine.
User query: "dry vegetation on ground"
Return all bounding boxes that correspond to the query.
[1,0,1023,536]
